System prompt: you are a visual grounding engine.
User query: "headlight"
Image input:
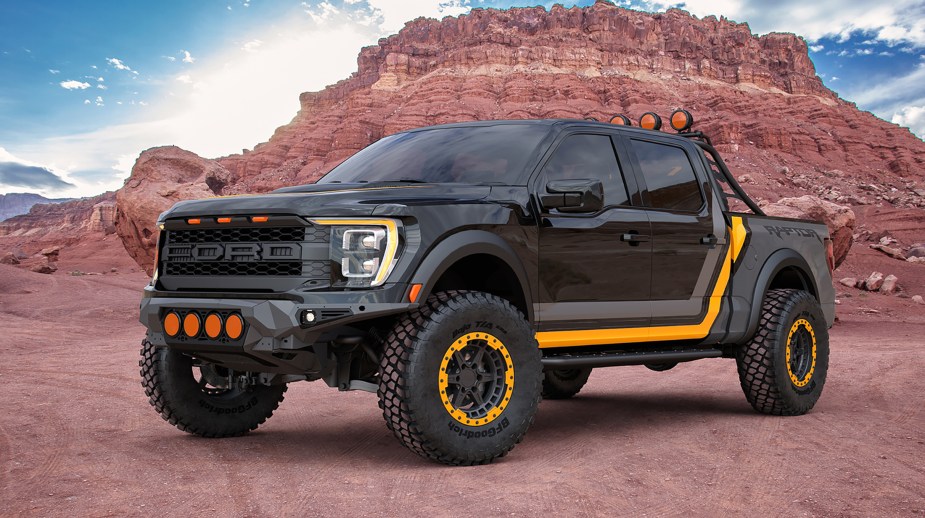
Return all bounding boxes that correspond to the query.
[311,219,400,287]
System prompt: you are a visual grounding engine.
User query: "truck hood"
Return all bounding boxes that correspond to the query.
[160,183,493,221]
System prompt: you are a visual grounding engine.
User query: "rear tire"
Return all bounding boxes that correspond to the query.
[378,291,542,465]
[542,368,592,399]
[139,339,287,437]
[736,289,829,416]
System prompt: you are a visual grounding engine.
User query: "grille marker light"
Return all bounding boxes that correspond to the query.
[187,218,201,225]
[217,217,232,224]
[251,216,269,223]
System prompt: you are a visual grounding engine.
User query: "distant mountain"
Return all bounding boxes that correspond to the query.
[0,193,72,221]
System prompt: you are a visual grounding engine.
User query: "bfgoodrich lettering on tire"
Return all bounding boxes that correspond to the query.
[378,291,542,465]
[139,339,287,437]
[736,289,829,416]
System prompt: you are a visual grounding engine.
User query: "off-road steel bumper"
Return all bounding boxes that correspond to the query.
[139,283,414,374]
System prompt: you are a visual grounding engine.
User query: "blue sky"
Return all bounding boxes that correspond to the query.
[1,0,924,197]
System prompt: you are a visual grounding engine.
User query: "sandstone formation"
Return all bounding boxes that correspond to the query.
[110,2,923,271]
[0,192,115,241]
[763,195,856,268]
[114,146,232,272]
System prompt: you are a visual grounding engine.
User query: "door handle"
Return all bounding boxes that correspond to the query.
[621,233,650,246]
[700,234,718,246]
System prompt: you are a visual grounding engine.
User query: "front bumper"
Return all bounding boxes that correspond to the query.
[139,283,415,374]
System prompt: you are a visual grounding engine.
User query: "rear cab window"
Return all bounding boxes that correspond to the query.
[629,139,704,212]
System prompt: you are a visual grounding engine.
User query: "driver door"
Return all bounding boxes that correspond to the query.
[535,132,652,343]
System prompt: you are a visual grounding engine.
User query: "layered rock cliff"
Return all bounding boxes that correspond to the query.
[6,1,925,275]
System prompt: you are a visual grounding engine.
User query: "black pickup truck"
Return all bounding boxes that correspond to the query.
[139,112,835,465]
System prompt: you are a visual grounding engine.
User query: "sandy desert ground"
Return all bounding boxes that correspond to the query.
[1,257,924,517]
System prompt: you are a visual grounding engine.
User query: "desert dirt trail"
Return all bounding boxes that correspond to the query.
[1,265,923,516]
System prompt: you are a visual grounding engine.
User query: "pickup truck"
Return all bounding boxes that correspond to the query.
[139,111,835,465]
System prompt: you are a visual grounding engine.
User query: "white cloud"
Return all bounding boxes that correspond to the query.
[242,39,263,52]
[644,0,925,48]
[107,57,132,71]
[97,84,107,90]
[175,74,193,84]
[809,44,824,52]
[182,50,196,63]
[60,80,91,90]
[163,55,177,62]
[84,99,91,105]
[839,63,925,137]
[97,77,104,82]
[49,69,60,74]
[892,105,925,137]
[95,96,104,106]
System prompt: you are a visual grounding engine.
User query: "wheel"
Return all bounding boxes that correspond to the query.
[378,291,542,465]
[736,289,829,416]
[542,368,592,399]
[645,362,677,372]
[139,339,287,437]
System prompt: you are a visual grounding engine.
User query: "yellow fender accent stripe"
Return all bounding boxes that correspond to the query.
[535,216,746,348]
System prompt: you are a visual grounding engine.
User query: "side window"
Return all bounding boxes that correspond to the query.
[542,134,629,206]
[630,139,704,212]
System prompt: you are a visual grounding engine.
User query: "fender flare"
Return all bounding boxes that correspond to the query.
[409,230,534,322]
[744,248,819,340]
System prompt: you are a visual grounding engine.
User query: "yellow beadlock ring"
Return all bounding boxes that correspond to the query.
[438,332,515,427]
[785,318,817,388]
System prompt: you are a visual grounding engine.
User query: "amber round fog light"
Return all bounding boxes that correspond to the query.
[163,312,181,338]
[225,314,244,340]
[183,313,201,338]
[204,313,223,339]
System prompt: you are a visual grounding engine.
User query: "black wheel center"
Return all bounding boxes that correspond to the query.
[789,328,812,379]
[442,337,510,421]
[458,368,479,389]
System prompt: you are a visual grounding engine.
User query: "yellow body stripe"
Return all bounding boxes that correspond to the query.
[535,216,746,348]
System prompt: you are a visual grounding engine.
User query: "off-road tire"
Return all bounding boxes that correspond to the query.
[140,339,287,437]
[736,289,829,416]
[378,291,542,465]
[542,368,592,399]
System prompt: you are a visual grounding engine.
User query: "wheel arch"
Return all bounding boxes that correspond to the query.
[409,230,533,322]
[744,249,819,341]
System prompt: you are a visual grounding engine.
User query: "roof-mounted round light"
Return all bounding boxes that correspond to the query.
[609,114,632,126]
[670,109,694,132]
[639,112,662,131]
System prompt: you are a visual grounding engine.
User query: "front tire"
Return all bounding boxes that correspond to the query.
[736,289,829,416]
[139,340,287,437]
[542,368,592,399]
[378,291,542,465]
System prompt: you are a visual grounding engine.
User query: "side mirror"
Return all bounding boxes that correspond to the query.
[540,179,604,213]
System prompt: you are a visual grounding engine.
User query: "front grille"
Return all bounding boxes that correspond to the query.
[164,261,309,276]
[168,226,308,244]
[160,224,331,280]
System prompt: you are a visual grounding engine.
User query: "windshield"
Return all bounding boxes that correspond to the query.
[318,124,550,185]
